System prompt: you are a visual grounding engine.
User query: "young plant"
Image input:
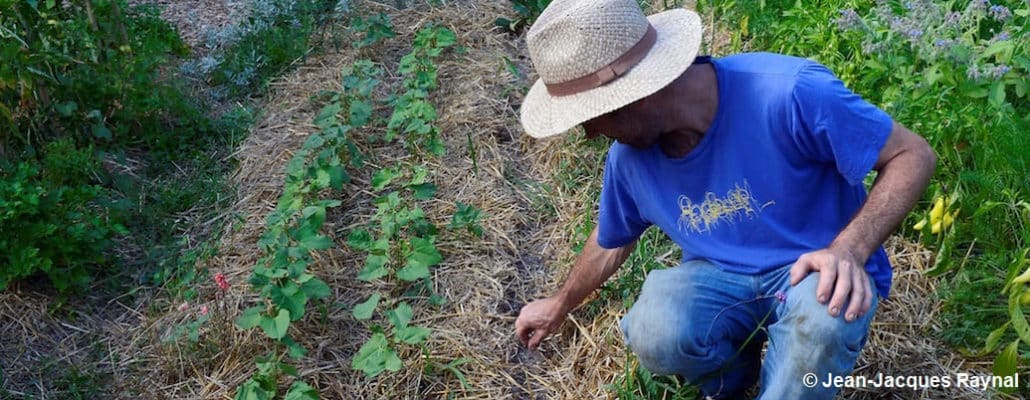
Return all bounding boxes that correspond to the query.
[352,13,396,49]
[449,202,484,238]
[385,25,457,155]
[234,59,382,398]
[350,300,433,377]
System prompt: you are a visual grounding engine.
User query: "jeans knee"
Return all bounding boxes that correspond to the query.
[622,311,708,375]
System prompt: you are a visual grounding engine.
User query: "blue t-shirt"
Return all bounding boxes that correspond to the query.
[597,53,895,297]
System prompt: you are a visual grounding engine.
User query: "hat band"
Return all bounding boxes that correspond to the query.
[545,24,657,97]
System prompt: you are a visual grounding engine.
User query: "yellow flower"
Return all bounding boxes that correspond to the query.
[913,195,958,234]
[1020,289,1030,307]
[1012,264,1030,286]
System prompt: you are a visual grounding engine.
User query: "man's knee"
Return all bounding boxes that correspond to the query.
[621,309,710,375]
[778,272,877,365]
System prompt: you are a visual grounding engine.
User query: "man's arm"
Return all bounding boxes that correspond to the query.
[515,226,637,350]
[790,121,936,321]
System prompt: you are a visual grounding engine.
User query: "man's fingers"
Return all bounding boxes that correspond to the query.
[815,260,837,304]
[861,269,873,316]
[827,261,851,316]
[844,266,865,322]
[789,257,816,286]
[515,321,531,346]
[527,327,549,350]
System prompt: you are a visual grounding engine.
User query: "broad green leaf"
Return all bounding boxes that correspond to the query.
[281,335,308,359]
[302,206,327,227]
[351,333,396,377]
[92,124,112,140]
[409,183,437,200]
[55,101,77,116]
[992,339,1019,386]
[301,278,332,299]
[983,40,1014,61]
[310,168,330,189]
[396,263,430,282]
[985,321,1012,354]
[989,81,1007,108]
[387,302,413,329]
[237,306,265,329]
[371,237,390,253]
[259,309,291,339]
[352,292,381,320]
[271,283,308,321]
[347,229,372,250]
[328,165,348,190]
[314,102,343,129]
[284,381,319,400]
[1008,291,1030,345]
[278,361,299,377]
[358,254,389,281]
[408,166,429,185]
[407,237,443,268]
[300,234,334,251]
[384,349,403,372]
[349,100,373,127]
[234,380,271,400]
[395,325,432,344]
[371,168,400,191]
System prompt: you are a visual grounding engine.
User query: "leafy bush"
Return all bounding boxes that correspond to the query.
[0,140,125,292]
[1,0,244,293]
[0,0,216,152]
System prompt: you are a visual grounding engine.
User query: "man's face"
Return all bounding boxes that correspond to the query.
[580,97,662,149]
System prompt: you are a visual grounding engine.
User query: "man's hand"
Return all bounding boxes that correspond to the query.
[789,247,873,323]
[515,296,569,350]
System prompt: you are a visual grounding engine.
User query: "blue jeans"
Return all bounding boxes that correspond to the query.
[620,260,878,399]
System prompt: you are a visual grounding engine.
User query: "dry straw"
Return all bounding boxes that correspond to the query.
[0,1,1013,399]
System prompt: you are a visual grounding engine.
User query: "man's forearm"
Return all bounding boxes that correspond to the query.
[553,226,637,314]
[830,126,936,263]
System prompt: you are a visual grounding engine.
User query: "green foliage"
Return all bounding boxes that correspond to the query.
[386,25,456,155]
[449,202,483,238]
[350,301,432,377]
[342,24,466,381]
[351,13,396,49]
[236,58,383,399]
[0,0,252,295]
[235,355,317,400]
[495,0,552,33]
[606,353,698,400]
[0,140,125,293]
[0,0,221,152]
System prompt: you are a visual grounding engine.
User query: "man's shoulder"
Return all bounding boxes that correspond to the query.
[715,52,818,78]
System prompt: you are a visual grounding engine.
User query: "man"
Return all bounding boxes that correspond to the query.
[513,0,937,399]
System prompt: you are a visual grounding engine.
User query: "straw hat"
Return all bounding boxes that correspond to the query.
[519,0,703,138]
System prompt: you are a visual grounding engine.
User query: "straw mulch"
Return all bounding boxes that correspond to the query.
[0,1,1016,399]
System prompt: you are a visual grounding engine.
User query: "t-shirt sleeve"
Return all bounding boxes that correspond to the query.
[597,148,650,249]
[789,63,894,186]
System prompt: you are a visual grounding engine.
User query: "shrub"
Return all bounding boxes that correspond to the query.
[0,140,125,293]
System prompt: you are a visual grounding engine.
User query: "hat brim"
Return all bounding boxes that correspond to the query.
[519,9,703,139]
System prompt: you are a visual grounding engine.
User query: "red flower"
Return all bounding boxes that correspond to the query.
[214,273,229,291]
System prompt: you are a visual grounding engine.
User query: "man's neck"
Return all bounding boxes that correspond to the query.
[658,63,719,158]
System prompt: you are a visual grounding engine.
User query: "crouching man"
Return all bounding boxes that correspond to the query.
[513,0,936,398]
